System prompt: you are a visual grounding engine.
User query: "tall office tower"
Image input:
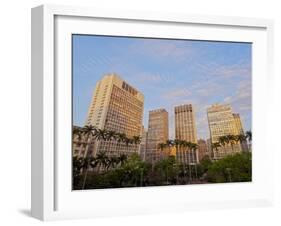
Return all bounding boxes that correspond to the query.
[197,139,208,162]
[174,104,198,164]
[207,104,242,160]
[85,73,144,157]
[146,109,169,163]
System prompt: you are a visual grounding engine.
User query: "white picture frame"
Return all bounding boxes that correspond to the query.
[31,4,274,221]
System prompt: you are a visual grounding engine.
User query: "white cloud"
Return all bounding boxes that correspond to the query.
[129,39,194,62]
[163,88,191,99]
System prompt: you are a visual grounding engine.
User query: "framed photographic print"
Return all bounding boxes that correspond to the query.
[31,4,274,221]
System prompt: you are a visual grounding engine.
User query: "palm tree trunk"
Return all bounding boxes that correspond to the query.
[194,150,198,180]
[188,150,192,183]
[83,134,91,158]
[81,163,89,189]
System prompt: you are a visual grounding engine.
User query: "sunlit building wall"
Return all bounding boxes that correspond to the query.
[146,109,169,163]
[85,73,144,157]
[207,104,242,160]
[175,104,198,164]
[233,113,248,151]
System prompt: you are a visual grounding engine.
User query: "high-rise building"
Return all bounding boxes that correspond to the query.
[233,113,248,151]
[175,104,198,164]
[207,104,243,160]
[197,139,208,162]
[146,109,169,163]
[85,73,144,157]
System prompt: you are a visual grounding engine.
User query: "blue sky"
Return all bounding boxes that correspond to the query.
[73,35,252,140]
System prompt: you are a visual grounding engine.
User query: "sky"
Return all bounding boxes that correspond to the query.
[72,35,252,140]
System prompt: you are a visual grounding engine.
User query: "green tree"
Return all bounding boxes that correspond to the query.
[119,153,150,186]
[245,130,252,150]
[155,156,178,185]
[80,125,96,157]
[80,156,97,189]
[206,152,252,183]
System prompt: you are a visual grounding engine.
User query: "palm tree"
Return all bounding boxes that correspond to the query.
[166,139,174,148]
[116,133,127,143]
[118,154,128,166]
[132,135,141,151]
[218,136,227,157]
[95,151,109,172]
[177,140,188,183]
[235,134,247,151]
[166,139,175,159]
[124,137,133,147]
[211,142,221,158]
[235,134,246,143]
[190,143,199,180]
[226,134,236,153]
[245,130,252,142]
[106,130,117,141]
[107,156,120,170]
[158,143,167,151]
[104,130,118,153]
[81,156,96,189]
[81,125,97,157]
[184,141,193,182]
[132,136,141,144]
[245,131,252,150]
[73,126,83,141]
[173,139,181,149]
[94,128,108,141]
[158,142,167,160]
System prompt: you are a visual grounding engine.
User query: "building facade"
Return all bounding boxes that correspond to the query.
[175,104,198,164]
[85,73,144,157]
[197,139,208,162]
[206,138,213,159]
[233,113,248,151]
[146,109,169,163]
[207,104,244,160]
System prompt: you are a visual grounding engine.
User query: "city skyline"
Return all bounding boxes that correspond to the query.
[73,35,252,139]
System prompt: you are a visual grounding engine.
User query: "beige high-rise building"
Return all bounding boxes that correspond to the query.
[146,109,169,163]
[85,73,144,157]
[175,104,198,164]
[207,104,243,160]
